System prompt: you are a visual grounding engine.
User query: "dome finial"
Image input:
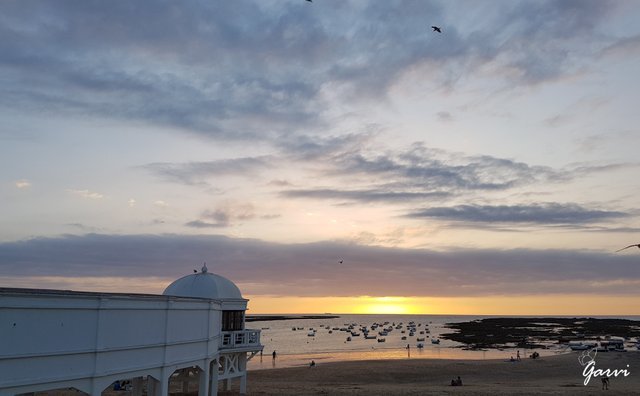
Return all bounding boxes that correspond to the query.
[201,262,208,274]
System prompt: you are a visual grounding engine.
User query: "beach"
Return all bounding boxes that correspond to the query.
[233,351,640,395]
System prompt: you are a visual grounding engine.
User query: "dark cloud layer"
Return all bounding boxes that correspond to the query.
[1,233,638,297]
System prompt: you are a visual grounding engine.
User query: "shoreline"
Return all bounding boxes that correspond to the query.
[248,346,568,371]
[238,352,640,395]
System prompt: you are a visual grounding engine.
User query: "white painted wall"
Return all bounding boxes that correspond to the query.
[0,288,256,396]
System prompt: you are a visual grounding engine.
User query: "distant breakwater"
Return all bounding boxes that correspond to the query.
[246,314,340,322]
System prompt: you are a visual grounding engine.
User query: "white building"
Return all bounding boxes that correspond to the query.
[0,265,262,396]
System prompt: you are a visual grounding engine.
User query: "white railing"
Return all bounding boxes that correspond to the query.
[220,329,261,349]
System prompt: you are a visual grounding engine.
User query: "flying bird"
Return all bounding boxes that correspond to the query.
[431,26,442,33]
[616,244,640,252]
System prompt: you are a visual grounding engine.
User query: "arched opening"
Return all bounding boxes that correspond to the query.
[167,366,200,395]
[17,387,86,396]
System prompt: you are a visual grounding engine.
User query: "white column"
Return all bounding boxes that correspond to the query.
[158,368,170,396]
[210,359,219,396]
[199,360,210,396]
[239,353,248,395]
[90,379,104,396]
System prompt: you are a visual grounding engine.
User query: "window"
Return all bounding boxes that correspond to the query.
[222,310,245,331]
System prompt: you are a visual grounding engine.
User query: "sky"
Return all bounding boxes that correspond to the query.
[1,0,640,315]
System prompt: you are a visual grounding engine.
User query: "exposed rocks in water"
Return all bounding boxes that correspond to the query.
[440,317,640,350]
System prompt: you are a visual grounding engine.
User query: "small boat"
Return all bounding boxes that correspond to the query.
[292,327,296,331]
[569,344,590,350]
[307,331,316,337]
[365,335,377,339]
[328,330,333,334]
[431,338,440,344]
[377,338,386,342]
[401,336,407,340]
[346,336,352,342]
[417,343,424,348]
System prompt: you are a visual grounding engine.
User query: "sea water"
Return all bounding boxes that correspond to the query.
[246,314,603,370]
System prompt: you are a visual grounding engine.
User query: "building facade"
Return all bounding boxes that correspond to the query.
[0,266,262,396]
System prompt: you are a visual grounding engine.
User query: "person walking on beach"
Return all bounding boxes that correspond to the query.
[309,360,315,368]
[272,350,277,359]
[517,350,521,361]
[602,376,610,390]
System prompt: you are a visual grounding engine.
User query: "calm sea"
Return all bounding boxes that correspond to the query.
[246,314,640,370]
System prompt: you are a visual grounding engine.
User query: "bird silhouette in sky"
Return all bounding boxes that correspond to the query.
[431,26,442,33]
[616,244,640,252]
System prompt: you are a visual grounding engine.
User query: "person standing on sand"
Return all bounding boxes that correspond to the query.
[272,350,277,359]
[602,376,610,390]
[517,350,521,361]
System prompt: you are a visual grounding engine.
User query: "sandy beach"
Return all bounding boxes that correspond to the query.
[230,351,640,395]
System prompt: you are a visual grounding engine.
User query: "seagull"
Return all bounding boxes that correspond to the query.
[616,244,640,252]
[431,26,442,33]
[193,269,198,273]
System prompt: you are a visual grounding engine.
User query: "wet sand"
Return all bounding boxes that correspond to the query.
[234,351,640,395]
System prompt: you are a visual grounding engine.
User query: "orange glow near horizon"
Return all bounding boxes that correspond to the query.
[4,275,638,316]
[246,295,640,316]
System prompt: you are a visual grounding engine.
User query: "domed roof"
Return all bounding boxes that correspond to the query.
[163,264,243,300]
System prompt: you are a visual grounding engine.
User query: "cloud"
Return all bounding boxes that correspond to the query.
[142,156,274,186]
[15,179,31,189]
[0,233,638,298]
[66,189,104,199]
[154,200,168,207]
[0,0,624,145]
[407,203,627,225]
[185,203,256,228]
[436,111,454,122]
[281,188,450,204]
[276,142,566,205]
